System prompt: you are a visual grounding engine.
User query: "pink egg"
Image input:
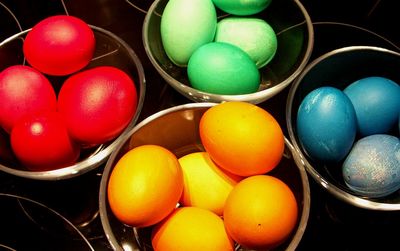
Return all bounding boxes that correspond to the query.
[0,65,57,133]
[10,111,80,171]
[57,66,138,145]
[23,15,95,76]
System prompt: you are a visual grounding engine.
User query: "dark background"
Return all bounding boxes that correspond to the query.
[0,0,399,250]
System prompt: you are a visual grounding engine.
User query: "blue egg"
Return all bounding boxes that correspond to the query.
[344,76,400,136]
[342,134,400,198]
[297,86,357,162]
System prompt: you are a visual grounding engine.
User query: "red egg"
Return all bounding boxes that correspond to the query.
[10,112,80,171]
[23,15,95,76]
[0,65,57,133]
[57,66,138,145]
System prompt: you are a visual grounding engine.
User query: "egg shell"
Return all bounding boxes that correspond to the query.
[57,66,138,145]
[0,65,57,133]
[212,0,272,15]
[23,15,95,76]
[342,134,400,198]
[215,17,277,69]
[160,0,217,67]
[297,86,357,162]
[344,76,400,137]
[187,42,260,95]
[10,111,80,171]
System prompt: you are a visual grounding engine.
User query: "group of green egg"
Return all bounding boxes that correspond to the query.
[160,0,276,95]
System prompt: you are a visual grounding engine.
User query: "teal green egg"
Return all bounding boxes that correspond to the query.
[212,0,272,15]
[215,17,277,69]
[160,0,217,66]
[187,42,260,95]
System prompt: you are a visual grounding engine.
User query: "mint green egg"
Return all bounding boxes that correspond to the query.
[160,0,217,67]
[212,0,272,15]
[215,17,277,69]
[187,42,260,95]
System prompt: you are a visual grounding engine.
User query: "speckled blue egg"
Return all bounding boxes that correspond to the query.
[187,42,260,95]
[160,0,217,66]
[212,0,272,15]
[297,86,357,162]
[343,76,400,137]
[342,134,400,198]
[214,17,277,69]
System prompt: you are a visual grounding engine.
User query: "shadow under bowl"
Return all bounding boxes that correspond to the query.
[142,0,314,104]
[0,25,146,180]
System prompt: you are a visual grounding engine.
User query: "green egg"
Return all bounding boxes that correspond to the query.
[161,0,217,67]
[212,0,272,15]
[187,42,260,95]
[215,17,277,69]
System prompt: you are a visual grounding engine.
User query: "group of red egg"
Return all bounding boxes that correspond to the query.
[0,15,138,171]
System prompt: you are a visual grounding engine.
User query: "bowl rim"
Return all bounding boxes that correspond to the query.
[142,0,314,104]
[99,102,311,251]
[286,45,400,211]
[0,25,146,180]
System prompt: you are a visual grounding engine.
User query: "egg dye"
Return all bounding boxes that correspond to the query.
[297,86,357,162]
[214,17,277,69]
[187,42,260,95]
[160,0,217,67]
[342,134,400,198]
[344,76,400,137]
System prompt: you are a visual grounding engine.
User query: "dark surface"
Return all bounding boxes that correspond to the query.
[0,0,399,250]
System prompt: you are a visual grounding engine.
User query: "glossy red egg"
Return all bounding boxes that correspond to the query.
[57,66,138,145]
[23,15,95,76]
[10,112,80,171]
[0,65,57,133]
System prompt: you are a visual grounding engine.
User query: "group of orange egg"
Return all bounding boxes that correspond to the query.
[108,101,298,251]
[0,15,138,171]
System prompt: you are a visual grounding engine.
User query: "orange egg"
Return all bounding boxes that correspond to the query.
[151,207,234,251]
[107,145,183,228]
[223,175,298,250]
[199,101,284,176]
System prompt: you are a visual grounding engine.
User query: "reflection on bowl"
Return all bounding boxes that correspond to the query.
[142,0,314,104]
[286,46,400,210]
[99,102,310,251]
[0,25,146,180]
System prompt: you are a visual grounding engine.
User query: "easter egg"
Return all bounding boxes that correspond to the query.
[212,0,272,15]
[10,112,80,171]
[297,86,357,162]
[161,0,217,66]
[187,42,260,95]
[215,17,277,68]
[343,76,400,136]
[0,65,57,133]
[342,134,400,198]
[108,145,184,227]
[57,66,138,145]
[23,15,95,76]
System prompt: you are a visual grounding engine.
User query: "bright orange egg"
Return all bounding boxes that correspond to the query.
[199,101,284,176]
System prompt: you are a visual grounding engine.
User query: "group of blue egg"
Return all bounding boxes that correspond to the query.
[297,76,400,198]
[160,0,276,95]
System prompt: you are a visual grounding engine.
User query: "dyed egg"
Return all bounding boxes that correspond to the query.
[23,15,95,76]
[187,42,260,95]
[160,0,217,66]
[297,86,357,162]
[212,0,272,15]
[215,17,277,69]
[57,66,138,145]
[10,111,80,171]
[344,76,400,136]
[0,65,57,133]
[342,134,400,198]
